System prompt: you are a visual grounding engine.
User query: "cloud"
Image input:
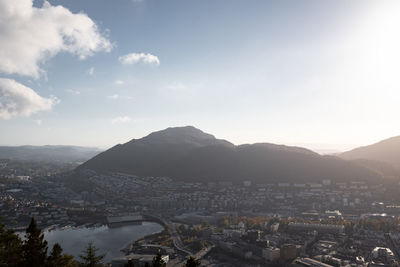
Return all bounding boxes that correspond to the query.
[0,78,59,119]
[119,53,160,66]
[107,94,135,101]
[115,80,124,85]
[0,0,112,78]
[111,116,131,124]
[107,94,120,99]
[88,67,95,76]
[35,119,42,125]
[164,82,186,92]
[67,89,81,95]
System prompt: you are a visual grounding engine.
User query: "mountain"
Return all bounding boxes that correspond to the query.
[340,136,400,171]
[0,145,102,163]
[349,159,400,178]
[78,126,385,183]
[159,143,381,183]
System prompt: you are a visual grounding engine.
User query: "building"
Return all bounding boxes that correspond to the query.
[324,210,343,220]
[281,244,297,262]
[243,181,252,187]
[288,222,344,234]
[372,247,395,262]
[247,230,261,242]
[270,222,280,233]
[263,247,280,262]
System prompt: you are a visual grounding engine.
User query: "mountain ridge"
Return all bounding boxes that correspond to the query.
[339,135,400,171]
[0,145,102,163]
[78,126,387,183]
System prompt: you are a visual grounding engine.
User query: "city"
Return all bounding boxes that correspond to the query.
[1,0,400,266]
[2,158,400,266]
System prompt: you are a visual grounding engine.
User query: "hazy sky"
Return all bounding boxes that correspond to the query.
[0,0,399,150]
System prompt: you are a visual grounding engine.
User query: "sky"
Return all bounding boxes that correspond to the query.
[0,0,399,151]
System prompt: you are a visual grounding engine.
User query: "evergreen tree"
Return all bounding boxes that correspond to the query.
[47,243,77,267]
[23,218,48,267]
[0,220,24,267]
[124,259,135,267]
[184,256,201,267]
[151,251,166,267]
[48,243,63,265]
[78,242,105,267]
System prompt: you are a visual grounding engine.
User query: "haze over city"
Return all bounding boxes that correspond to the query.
[0,0,399,151]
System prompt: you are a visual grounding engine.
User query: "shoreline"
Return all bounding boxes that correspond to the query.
[120,222,168,254]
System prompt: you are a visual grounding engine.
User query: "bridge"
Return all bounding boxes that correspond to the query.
[110,213,214,266]
[107,214,143,227]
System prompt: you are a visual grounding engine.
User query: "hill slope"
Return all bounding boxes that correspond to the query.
[340,136,400,170]
[78,126,384,183]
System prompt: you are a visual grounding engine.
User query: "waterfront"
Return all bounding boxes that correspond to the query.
[43,222,164,262]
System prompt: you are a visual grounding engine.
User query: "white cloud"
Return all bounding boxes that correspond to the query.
[111,116,131,124]
[107,94,120,99]
[35,119,42,125]
[67,89,81,95]
[0,78,59,119]
[88,67,95,76]
[0,0,112,78]
[119,53,160,66]
[164,82,186,92]
[107,94,135,101]
[115,80,124,85]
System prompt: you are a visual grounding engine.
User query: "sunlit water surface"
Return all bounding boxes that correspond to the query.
[21,222,164,262]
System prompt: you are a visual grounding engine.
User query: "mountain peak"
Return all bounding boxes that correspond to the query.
[146,126,213,139]
[138,126,232,147]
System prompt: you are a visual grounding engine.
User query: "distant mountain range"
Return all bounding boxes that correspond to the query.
[0,145,102,163]
[339,136,400,176]
[78,126,392,183]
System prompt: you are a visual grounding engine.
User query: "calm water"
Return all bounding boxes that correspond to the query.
[42,222,163,262]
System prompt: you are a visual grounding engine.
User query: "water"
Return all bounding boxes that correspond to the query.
[42,222,163,262]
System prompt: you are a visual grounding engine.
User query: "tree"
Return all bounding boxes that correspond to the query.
[344,222,354,236]
[184,256,201,267]
[152,251,166,267]
[124,259,135,267]
[79,242,105,267]
[48,243,63,265]
[201,221,210,228]
[0,220,24,267]
[47,243,78,267]
[218,217,230,228]
[23,218,48,267]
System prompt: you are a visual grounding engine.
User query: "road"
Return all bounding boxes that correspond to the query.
[143,213,193,255]
[168,221,193,255]
[145,214,214,266]
[386,233,400,262]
